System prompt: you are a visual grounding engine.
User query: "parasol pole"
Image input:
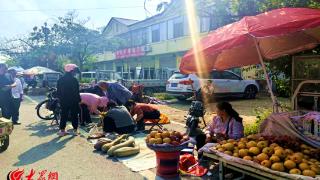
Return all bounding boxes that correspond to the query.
[252,37,279,113]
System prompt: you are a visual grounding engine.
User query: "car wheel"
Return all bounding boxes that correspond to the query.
[0,135,9,153]
[244,85,257,99]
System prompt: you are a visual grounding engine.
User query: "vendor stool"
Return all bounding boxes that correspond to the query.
[145,119,163,132]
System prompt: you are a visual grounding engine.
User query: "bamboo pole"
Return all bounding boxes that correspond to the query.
[253,37,279,113]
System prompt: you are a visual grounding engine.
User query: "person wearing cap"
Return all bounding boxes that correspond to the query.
[8,68,23,125]
[80,80,107,97]
[105,82,132,106]
[125,101,160,131]
[103,101,135,134]
[130,82,144,103]
[0,63,15,119]
[79,93,108,125]
[56,64,81,136]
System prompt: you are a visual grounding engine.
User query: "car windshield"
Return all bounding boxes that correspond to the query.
[171,73,188,79]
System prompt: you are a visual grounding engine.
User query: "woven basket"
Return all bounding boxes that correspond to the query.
[146,139,194,152]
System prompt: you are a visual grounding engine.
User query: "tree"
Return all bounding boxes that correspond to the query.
[197,0,320,30]
[156,2,169,12]
[0,12,119,72]
[195,0,320,96]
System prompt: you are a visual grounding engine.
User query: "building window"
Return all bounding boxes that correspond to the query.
[115,23,119,33]
[151,24,160,42]
[173,17,184,38]
[131,28,148,46]
[160,22,167,41]
[131,30,140,46]
[168,17,184,39]
[141,29,148,45]
[116,66,122,73]
[200,17,210,32]
[119,33,131,48]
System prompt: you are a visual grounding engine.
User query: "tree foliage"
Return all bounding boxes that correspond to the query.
[197,0,320,96]
[0,12,120,72]
[198,0,320,29]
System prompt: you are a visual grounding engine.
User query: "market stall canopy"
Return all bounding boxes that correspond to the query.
[8,66,24,72]
[23,66,58,75]
[180,8,320,74]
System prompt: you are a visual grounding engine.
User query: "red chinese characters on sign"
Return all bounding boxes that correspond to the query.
[37,170,47,180]
[47,172,58,180]
[115,46,146,59]
[25,169,35,180]
[8,169,24,180]
[7,169,59,180]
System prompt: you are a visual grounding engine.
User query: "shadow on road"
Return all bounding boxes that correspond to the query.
[25,121,59,137]
[14,136,74,166]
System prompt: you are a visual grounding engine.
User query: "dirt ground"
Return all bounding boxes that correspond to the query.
[157,95,290,127]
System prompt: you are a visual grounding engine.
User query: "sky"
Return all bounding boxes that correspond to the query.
[0,0,170,38]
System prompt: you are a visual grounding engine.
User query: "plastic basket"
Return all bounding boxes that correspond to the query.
[146,139,194,152]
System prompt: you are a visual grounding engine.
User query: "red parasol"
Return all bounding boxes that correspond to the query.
[180,8,320,112]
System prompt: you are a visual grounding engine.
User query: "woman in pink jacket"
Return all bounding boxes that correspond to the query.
[80,93,108,125]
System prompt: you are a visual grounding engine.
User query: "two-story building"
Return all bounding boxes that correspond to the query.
[95,0,212,80]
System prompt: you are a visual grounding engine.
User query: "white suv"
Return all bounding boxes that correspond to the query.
[166,70,259,100]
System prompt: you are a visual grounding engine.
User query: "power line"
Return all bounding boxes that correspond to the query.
[0,6,144,13]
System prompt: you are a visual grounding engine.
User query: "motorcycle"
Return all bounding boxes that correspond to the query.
[35,88,61,125]
[185,101,206,137]
[0,117,13,152]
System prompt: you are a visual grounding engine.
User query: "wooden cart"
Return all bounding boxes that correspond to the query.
[203,152,310,180]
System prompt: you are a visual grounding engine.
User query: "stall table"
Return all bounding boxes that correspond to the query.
[203,152,310,180]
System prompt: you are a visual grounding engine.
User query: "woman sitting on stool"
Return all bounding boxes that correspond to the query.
[196,102,244,153]
[126,101,160,131]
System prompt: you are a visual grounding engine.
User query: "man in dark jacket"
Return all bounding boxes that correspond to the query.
[56,64,81,136]
[106,82,132,105]
[0,63,15,119]
[79,81,107,125]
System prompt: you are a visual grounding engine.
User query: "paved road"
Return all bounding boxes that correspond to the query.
[1,97,146,180]
[1,96,195,180]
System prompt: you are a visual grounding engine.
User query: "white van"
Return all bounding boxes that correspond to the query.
[81,72,96,80]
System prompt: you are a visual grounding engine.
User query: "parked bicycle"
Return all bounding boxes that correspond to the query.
[35,88,61,125]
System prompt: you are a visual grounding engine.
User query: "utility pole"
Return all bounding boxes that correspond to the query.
[43,23,50,68]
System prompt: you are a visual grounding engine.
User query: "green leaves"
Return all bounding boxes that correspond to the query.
[1,11,122,72]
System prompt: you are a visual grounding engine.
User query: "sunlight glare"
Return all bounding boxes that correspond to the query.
[185,0,209,102]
